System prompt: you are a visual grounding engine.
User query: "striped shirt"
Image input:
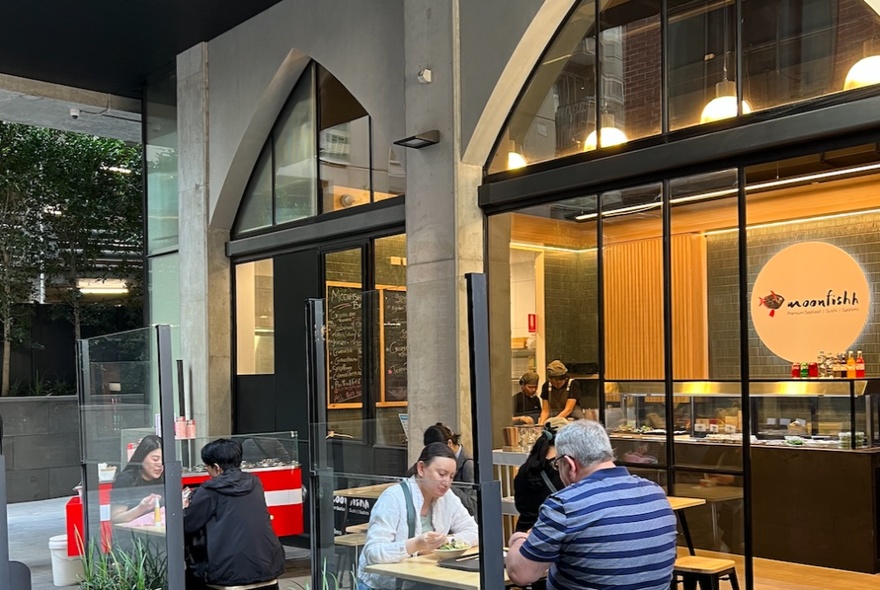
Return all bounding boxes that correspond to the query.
[520,466,677,590]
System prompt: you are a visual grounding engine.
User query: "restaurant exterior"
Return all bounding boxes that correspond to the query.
[480,0,880,586]
[133,0,880,587]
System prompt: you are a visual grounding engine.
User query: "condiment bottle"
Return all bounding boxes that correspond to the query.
[791,362,800,378]
[846,350,856,379]
[800,362,809,379]
[808,362,818,378]
[856,350,865,378]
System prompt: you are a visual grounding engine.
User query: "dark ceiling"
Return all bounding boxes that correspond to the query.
[0,0,284,99]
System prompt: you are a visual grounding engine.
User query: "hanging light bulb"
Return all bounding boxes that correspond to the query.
[700,79,752,124]
[844,55,880,90]
[584,112,628,151]
[506,139,527,170]
[507,151,528,169]
[844,40,880,90]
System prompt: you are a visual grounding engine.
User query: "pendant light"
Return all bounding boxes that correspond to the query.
[700,4,750,124]
[506,139,527,170]
[844,39,880,90]
[584,112,628,151]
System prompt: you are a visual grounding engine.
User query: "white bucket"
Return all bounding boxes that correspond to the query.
[49,535,84,587]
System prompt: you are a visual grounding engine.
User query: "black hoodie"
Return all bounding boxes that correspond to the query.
[184,468,285,586]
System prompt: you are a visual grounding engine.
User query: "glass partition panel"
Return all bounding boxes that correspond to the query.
[234,142,273,234]
[77,326,181,586]
[309,419,492,590]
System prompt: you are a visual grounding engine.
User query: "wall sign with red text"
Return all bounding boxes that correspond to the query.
[751,241,870,362]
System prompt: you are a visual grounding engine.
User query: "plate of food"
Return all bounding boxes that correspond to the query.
[433,538,471,559]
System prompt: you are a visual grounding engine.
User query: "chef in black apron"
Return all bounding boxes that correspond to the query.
[538,360,584,425]
[512,371,542,425]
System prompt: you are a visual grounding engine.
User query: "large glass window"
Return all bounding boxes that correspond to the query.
[488,0,880,172]
[275,66,317,224]
[145,71,178,254]
[233,62,405,236]
[235,259,275,375]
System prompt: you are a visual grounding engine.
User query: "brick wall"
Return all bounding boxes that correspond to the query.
[708,212,880,378]
[622,17,661,140]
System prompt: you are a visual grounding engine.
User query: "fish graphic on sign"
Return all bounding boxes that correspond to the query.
[757,291,785,317]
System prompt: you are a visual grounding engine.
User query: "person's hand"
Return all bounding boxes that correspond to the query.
[414,531,446,554]
[519,416,535,425]
[182,487,193,508]
[137,493,161,512]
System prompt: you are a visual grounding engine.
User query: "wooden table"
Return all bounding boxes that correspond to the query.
[365,550,510,590]
[677,486,743,550]
[667,495,707,556]
[333,483,394,499]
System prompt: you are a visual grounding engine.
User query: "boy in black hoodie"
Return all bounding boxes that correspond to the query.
[184,438,285,589]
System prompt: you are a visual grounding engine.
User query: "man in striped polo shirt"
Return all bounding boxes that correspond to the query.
[505,420,677,589]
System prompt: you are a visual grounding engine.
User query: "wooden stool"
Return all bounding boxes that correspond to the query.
[207,580,278,590]
[672,556,740,590]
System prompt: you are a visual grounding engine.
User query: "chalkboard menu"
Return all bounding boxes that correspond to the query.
[382,290,407,402]
[327,285,363,406]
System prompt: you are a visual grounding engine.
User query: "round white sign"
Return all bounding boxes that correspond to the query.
[751,242,870,363]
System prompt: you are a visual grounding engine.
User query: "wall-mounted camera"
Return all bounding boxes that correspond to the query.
[69,108,80,120]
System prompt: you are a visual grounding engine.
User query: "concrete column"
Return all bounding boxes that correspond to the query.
[177,44,232,436]
[404,1,484,460]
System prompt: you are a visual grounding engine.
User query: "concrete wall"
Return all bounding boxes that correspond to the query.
[1,397,81,503]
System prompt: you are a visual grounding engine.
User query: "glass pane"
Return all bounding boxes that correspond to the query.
[325,249,365,439]
[373,145,406,200]
[148,253,180,338]
[375,235,408,446]
[743,1,880,111]
[744,144,880,379]
[670,169,740,380]
[668,0,745,130]
[599,0,661,146]
[235,259,275,375]
[275,66,317,223]
[486,0,597,174]
[487,197,600,431]
[601,182,664,379]
[234,142,273,234]
[318,65,372,213]
[145,71,178,254]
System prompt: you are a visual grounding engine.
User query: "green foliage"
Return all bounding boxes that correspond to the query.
[14,372,76,396]
[286,560,355,590]
[79,537,167,590]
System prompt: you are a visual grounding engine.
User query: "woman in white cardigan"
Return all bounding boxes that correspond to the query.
[357,442,479,590]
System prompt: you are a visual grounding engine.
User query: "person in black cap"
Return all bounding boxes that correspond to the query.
[538,360,584,425]
[512,371,542,425]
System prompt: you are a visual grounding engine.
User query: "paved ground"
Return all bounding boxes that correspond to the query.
[6,496,312,590]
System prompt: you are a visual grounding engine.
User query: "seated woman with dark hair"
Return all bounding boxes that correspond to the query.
[423,422,476,515]
[513,420,565,533]
[357,442,478,590]
[110,434,165,524]
[184,438,284,590]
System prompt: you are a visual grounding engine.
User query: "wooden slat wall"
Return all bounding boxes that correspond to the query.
[604,235,708,380]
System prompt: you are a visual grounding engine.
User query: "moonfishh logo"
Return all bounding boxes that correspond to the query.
[751,242,869,362]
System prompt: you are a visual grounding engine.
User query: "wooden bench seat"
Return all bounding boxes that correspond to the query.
[672,556,740,590]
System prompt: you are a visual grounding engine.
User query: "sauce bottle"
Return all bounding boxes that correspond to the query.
[791,362,800,378]
[856,350,866,378]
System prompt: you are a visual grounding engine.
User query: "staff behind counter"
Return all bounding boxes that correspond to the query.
[538,360,584,424]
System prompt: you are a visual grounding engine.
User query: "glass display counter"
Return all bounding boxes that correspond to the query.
[604,379,879,450]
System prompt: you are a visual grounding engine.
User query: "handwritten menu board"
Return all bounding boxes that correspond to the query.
[327,285,363,407]
[382,290,407,403]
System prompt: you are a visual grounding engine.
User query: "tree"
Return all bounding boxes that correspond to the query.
[0,123,49,395]
[41,132,143,341]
